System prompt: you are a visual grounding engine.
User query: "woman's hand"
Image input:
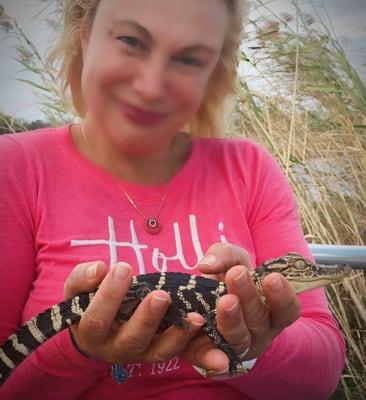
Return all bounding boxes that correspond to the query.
[182,243,300,373]
[63,261,204,365]
[63,244,300,375]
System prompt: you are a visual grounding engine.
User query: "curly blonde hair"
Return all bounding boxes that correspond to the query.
[47,0,249,137]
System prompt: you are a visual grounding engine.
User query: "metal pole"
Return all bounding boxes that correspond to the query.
[309,244,366,269]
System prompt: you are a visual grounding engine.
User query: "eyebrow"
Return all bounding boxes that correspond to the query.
[112,19,152,42]
[112,19,216,55]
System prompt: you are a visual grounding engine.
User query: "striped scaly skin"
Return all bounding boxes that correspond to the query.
[0,253,351,385]
[252,253,352,295]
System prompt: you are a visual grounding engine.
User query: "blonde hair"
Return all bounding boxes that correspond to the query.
[47,0,249,137]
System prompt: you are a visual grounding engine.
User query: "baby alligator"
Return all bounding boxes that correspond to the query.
[0,253,351,385]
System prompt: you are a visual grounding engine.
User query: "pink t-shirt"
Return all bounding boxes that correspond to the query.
[0,125,345,399]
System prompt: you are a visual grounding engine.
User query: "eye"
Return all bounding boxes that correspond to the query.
[294,259,308,270]
[175,55,204,68]
[117,36,145,50]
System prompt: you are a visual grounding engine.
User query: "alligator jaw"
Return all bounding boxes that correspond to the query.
[290,263,352,294]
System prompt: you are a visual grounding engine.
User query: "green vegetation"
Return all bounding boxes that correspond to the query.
[1,1,365,398]
[232,3,365,398]
[0,110,50,134]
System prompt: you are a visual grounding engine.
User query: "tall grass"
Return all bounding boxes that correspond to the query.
[232,2,365,398]
[0,3,72,125]
[1,1,365,398]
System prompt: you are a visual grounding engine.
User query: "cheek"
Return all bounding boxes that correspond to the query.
[81,47,135,104]
[171,76,208,116]
[99,60,135,92]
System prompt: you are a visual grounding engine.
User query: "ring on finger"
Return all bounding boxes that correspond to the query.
[236,348,249,361]
[192,355,257,380]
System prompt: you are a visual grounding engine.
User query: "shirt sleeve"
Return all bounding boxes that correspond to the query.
[0,134,107,399]
[226,141,346,399]
[0,135,36,344]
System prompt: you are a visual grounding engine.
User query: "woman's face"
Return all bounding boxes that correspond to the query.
[81,0,228,154]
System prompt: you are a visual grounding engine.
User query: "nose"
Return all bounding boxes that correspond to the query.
[132,56,166,102]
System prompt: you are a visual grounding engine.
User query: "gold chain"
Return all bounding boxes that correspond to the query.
[112,176,169,221]
[80,122,169,233]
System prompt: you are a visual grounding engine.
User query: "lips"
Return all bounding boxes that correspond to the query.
[118,100,165,126]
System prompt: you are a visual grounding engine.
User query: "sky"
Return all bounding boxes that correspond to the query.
[0,0,365,121]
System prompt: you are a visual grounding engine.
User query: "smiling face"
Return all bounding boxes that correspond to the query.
[80,0,228,155]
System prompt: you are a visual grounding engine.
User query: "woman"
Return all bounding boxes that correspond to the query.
[0,0,345,399]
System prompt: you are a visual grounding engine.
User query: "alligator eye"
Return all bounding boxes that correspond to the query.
[294,259,307,270]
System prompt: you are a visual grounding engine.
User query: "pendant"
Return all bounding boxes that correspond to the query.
[144,217,162,234]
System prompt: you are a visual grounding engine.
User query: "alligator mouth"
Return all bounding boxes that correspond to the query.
[291,265,352,293]
[313,264,353,276]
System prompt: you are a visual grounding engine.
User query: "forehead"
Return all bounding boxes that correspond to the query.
[95,0,228,49]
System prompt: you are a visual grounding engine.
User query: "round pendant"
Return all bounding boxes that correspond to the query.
[144,217,162,234]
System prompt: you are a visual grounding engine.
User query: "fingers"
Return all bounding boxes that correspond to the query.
[139,312,205,363]
[76,262,133,347]
[219,266,300,360]
[224,266,272,358]
[63,261,108,298]
[197,243,253,275]
[181,335,229,373]
[63,251,300,369]
[215,294,251,354]
[65,262,208,365]
[114,290,172,357]
[262,273,301,330]
[226,266,271,334]
[88,293,205,364]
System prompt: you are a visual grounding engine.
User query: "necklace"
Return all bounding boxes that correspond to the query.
[113,178,168,234]
[80,122,168,234]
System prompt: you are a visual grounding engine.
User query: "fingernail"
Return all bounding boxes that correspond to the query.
[269,276,283,292]
[225,301,239,316]
[190,320,205,328]
[199,254,217,267]
[234,269,247,289]
[151,294,170,311]
[86,262,99,279]
[113,262,131,281]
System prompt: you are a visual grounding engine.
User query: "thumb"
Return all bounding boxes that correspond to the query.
[63,261,108,299]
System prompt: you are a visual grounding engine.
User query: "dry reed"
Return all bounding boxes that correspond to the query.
[232,2,365,398]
